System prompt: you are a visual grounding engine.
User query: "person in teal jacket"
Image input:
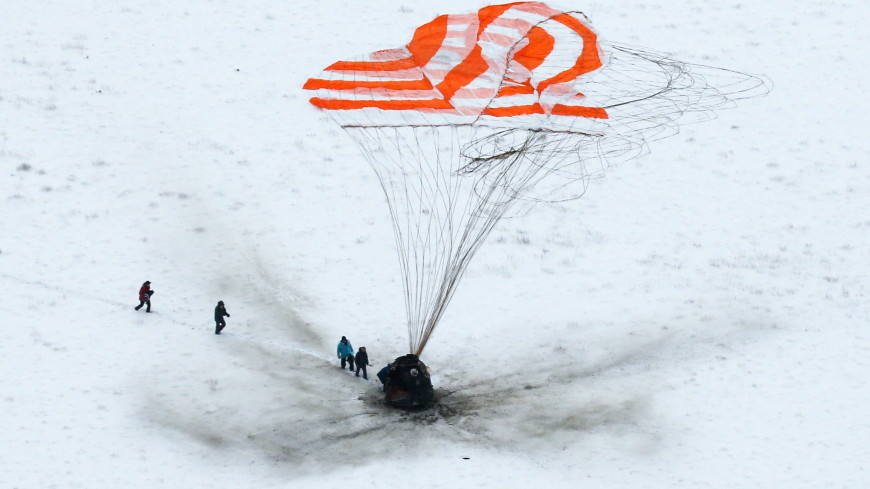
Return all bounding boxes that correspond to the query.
[337,336,355,371]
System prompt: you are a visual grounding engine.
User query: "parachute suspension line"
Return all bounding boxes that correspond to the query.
[415,127,473,354]
[407,127,432,353]
[350,124,459,354]
[345,126,415,349]
[409,126,465,354]
[415,128,552,355]
[414,127,466,354]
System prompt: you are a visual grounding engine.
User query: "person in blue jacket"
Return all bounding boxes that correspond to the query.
[376,365,390,391]
[336,336,355,371]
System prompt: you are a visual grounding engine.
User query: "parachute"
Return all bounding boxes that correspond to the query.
[304,2,767,357]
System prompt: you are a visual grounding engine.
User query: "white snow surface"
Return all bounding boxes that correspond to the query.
[1,0,868,488]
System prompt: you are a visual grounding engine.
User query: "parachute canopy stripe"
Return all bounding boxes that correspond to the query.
[513,26,555,72]
[497,84,537,96]
[304,78,435,91]
[535,13,602,94]
[550,105,608,117]
[407,14,450,68]
[304,1,609,127]
[432,2,517,101]
[483,104,546,116]
[310,98,455,111]
[326,57,420,72]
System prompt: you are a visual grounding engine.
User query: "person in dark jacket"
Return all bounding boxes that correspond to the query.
[214,301,230,334]
[376,365,390,391]
[336,336,355,371]
[355,346,372,379]
[134,281,154,312]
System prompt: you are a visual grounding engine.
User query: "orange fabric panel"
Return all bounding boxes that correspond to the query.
[537,13,602,94]
[326,57,419,72]
[496,83,536,97]
[435,2,517,101]
[407,14,449,67]
[483,104,546,116]
[550,104,608,118]
[309,97,454,111]
[434,44,488,101]
[303,78,434,91]
[512,25,555,72]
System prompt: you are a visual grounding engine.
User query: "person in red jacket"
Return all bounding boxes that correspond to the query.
[134,281,154,312]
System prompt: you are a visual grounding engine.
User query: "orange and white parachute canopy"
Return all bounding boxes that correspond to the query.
[304,2,609,133]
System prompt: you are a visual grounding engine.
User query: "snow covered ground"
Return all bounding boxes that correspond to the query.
[1,0,867,487]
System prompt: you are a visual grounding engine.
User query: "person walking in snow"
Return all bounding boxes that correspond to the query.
[214,301,230,335]
[134,281,154,312]
[354,346,372,379]
[337,336,355,371]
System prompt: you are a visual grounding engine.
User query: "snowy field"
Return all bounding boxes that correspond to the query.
[1,0,868,488]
